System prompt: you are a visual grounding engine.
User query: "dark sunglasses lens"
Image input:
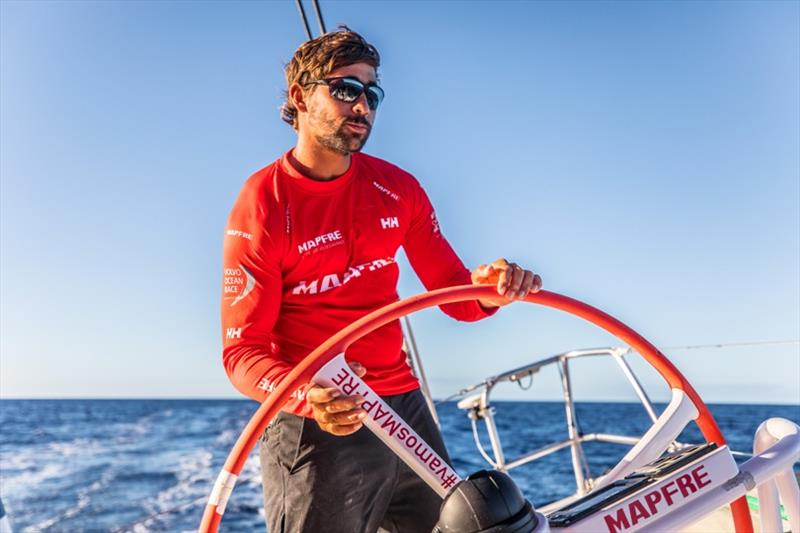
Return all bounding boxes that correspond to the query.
[366,86,384,110]
[329,79,363,103]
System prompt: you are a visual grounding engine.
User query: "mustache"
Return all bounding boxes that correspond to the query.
[343,116,370,127]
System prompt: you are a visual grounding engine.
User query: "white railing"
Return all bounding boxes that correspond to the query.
[753,418,800,533]
[453,347,675,494]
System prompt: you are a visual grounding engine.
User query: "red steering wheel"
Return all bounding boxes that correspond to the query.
[199,286,753,532]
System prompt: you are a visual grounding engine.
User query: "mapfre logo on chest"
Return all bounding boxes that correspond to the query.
[297,229,345,256]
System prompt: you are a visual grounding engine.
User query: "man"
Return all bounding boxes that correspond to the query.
[221,28,542,532]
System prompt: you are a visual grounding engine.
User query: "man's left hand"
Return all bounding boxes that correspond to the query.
[471,258,542,308]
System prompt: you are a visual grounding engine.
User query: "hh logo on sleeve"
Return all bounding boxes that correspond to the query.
[380,216,399,229]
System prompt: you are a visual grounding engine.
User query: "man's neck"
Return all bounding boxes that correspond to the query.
[290,137,351,181]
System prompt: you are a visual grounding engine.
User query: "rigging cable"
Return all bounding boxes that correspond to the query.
[295,0,327,41]
[663,340,800,351]
[295,0,313,40]
[311,0,327,35]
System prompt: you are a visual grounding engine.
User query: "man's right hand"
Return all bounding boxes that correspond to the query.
[306,361,368,436]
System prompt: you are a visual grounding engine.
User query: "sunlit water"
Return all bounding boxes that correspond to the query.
[1,400,797,532]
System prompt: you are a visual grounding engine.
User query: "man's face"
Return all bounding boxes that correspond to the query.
[300,62,378,155]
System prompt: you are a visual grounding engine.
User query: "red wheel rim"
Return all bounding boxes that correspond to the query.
[199,286,753,532]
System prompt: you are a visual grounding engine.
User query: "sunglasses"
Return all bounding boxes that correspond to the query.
[305,76,385,111]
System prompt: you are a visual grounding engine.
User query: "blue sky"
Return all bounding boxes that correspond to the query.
[1,0,798,405]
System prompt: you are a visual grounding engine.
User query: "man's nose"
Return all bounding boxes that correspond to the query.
[351,93,372,117]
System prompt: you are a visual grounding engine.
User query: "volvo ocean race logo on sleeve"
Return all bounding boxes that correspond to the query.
[223,264,255,306]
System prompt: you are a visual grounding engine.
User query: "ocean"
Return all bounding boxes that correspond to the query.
[1,399,797,532]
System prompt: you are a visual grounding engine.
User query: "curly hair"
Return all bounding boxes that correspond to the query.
[281,27,380,130]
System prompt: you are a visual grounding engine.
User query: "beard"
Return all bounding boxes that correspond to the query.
[310,108,372,155]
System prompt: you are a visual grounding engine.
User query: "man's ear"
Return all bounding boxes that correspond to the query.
[289,83,309,113]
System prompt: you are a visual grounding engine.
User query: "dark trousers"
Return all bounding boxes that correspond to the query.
[259,389,450,533]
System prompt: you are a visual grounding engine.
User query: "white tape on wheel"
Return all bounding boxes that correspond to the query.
[208,469,238,515]
[313,353,461,498]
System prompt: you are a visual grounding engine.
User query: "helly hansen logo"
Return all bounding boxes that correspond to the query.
[380,217,399,229]
[226,328,242,339]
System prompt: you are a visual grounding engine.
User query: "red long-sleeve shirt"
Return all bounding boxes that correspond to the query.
[221,151,495,416]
